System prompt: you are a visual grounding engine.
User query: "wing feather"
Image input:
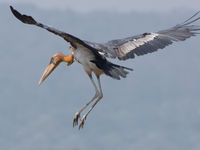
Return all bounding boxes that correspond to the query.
[86,12,200,60]
[10,6,96,51]
[11,6,200,61]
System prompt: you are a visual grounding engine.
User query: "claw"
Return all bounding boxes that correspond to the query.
[73,112,80,127]
[79,114,87,129]
[79,120,84,129]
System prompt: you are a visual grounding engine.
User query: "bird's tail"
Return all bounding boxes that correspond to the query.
[106,63,133,80]
[91,60,133,80]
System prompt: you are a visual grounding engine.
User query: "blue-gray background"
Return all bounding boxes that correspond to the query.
[0,1,200,150]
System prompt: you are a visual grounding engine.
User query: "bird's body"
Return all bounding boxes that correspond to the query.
[10,6,200,129]
[70,46,103,76]
[69,45,132,79]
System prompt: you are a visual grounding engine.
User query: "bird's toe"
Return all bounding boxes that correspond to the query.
[78,114,87,129]
[73,112,80,127]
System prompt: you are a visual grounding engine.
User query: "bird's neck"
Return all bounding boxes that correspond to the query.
[63,54,74,66]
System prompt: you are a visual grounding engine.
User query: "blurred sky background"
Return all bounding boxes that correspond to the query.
[0,0,200,150]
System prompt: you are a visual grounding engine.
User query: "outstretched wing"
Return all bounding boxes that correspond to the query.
[10,6,200,61]
[85,11,200,60]
[10,6,97,51]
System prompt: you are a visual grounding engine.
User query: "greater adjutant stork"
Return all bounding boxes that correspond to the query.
[10,6,200,129]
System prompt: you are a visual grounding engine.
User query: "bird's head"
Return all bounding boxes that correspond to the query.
[38,53,74,85]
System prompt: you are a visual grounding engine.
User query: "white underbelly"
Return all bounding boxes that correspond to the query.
[73,47,100,72]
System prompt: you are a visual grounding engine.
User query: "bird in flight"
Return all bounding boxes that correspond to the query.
[10,6,200,129]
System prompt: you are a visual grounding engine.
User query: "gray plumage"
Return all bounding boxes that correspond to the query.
[85,12,200,60]
[10,6,200,62]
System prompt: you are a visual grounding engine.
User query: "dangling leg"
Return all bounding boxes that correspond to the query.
[73,73,100,127]
[79,75,103,129]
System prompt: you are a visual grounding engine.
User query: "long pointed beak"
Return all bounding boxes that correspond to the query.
[38,63,59,85]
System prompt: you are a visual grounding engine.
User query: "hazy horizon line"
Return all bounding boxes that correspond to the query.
[1,1,199,14]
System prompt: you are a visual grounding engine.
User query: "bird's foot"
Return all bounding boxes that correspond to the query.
[73,112,80,127]
[79,114,87,129]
